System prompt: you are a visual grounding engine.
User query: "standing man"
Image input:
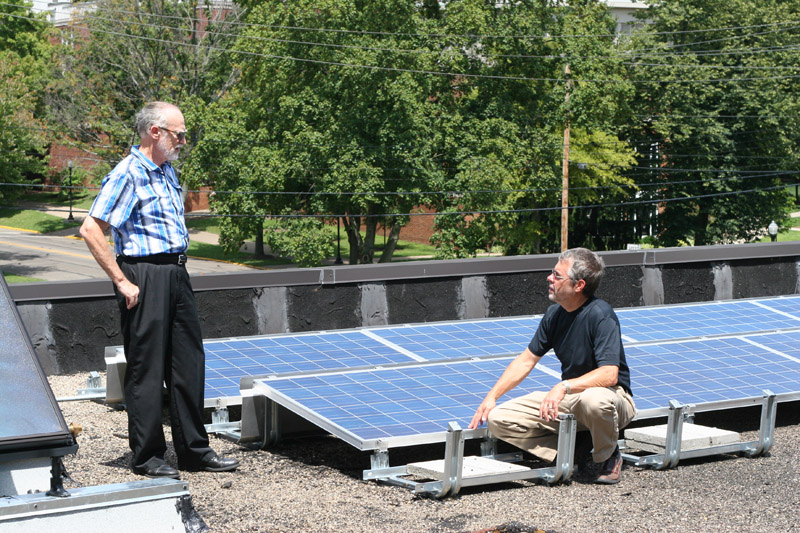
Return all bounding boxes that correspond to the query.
[469,247,635,484]
[81,102,239,478]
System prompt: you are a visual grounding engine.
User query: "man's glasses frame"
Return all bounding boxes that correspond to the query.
[550,269,573,282]
[159,127,187,142]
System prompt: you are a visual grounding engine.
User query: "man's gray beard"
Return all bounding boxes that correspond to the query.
[158,135,181,162]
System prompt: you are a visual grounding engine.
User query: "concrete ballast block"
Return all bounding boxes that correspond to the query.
[407,456,529,480]
[624,424,740,453]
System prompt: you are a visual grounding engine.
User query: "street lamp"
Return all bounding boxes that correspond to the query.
[67,160,74,222]
[335,217,343,264]
[768,220,778,242]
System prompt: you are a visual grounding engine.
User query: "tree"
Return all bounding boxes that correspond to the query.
[184,0,445,264]
[0,1,53,203]
[627,0,800,246]
[185,0,638,264]
[47,0,243,166]
[427,0,636,256]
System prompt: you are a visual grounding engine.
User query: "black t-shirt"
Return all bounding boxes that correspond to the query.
[527,297,632,395]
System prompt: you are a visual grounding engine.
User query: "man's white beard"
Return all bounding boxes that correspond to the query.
[158,135,181,162]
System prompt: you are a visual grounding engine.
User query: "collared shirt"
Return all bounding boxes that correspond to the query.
[89,146,189,257]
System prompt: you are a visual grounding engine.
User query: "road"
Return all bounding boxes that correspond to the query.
[0,225,260,282]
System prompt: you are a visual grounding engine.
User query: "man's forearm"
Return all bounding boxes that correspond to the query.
[80,217,127,287]
[484,348,539,401]
[563,365,619,394]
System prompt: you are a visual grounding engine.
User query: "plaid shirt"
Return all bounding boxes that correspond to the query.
[89,146,189,257]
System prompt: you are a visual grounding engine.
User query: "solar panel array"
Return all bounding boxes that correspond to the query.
[205,296,800,405]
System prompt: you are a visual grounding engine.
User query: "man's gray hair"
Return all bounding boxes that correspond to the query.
[560,247,605,297]
[134,102,174,137]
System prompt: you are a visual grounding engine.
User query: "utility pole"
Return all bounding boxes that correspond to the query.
[561,64,571,252]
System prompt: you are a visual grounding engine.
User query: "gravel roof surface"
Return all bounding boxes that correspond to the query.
[48,372,800,533]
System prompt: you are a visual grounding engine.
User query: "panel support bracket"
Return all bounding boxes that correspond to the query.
[622,390,777,470]
[362,415,576,498]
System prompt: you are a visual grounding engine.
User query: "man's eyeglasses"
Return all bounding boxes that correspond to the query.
[550,269,572,281]
[159,127,187,142]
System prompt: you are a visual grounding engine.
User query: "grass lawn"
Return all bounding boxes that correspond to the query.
[187,241,293,268]
[340,233,436,259]
[0,207,81,233]
[3,273,47,283]
[31,190,97,211]
[186,216,437,261]
[758,229,800,243]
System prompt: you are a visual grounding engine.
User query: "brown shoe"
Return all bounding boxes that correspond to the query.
[595,446,622,484]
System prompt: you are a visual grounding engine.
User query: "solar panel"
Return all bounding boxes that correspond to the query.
[617,299,800,343]
[204,331,415,401]
[0,274,73,454]
[752,295,800,318]
[741,329,800,362]
[627,335,800,417]
[253,358,561,450]
[367,317,538,361]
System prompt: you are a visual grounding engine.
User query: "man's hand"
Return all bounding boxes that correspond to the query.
[80,215,139,308]
[117,278,140,310]
[539,383,568,422]
[468,397,496,429]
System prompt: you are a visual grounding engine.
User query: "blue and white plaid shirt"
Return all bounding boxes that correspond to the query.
[89,146,189,257]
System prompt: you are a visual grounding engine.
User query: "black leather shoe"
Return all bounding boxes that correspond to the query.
[132,464,180,479]
[199,454,239,472]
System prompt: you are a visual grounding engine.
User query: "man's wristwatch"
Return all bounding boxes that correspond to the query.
[560,380,572,394]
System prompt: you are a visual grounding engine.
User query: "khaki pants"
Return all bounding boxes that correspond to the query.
[487,386,636,463]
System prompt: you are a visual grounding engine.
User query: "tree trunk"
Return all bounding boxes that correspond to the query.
[361,215,378,264]
[378,221,403,263]
[694,202,711,246]
[254,219,265,258]
[344,215,363,264]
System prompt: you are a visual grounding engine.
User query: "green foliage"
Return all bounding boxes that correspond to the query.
[626,0,800,246]
[43,0,800,258]
[428,0,635,256]
[262,219,337,268]
[185,0,446,264]
[0,1,54,203]
[48,0,243,165]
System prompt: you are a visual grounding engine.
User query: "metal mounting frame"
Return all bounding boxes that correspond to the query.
[363,414,577,499]
[621,390,777,470]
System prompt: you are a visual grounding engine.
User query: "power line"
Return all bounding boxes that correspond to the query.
[174,181,799,219]
[1,167,794,199]
[10,8,800,84]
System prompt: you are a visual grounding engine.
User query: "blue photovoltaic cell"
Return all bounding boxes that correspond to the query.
[203,331,414,400]
[261,358,560,444]
[743,329,800,361]
[755,295,800,318]
[370,317,538,361]
[627,336,800,414]
[617,299,800,343]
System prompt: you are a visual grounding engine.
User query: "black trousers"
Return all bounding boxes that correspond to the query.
[116,259,212,470]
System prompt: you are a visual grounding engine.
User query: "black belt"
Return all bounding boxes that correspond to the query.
[118,253,188,265]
